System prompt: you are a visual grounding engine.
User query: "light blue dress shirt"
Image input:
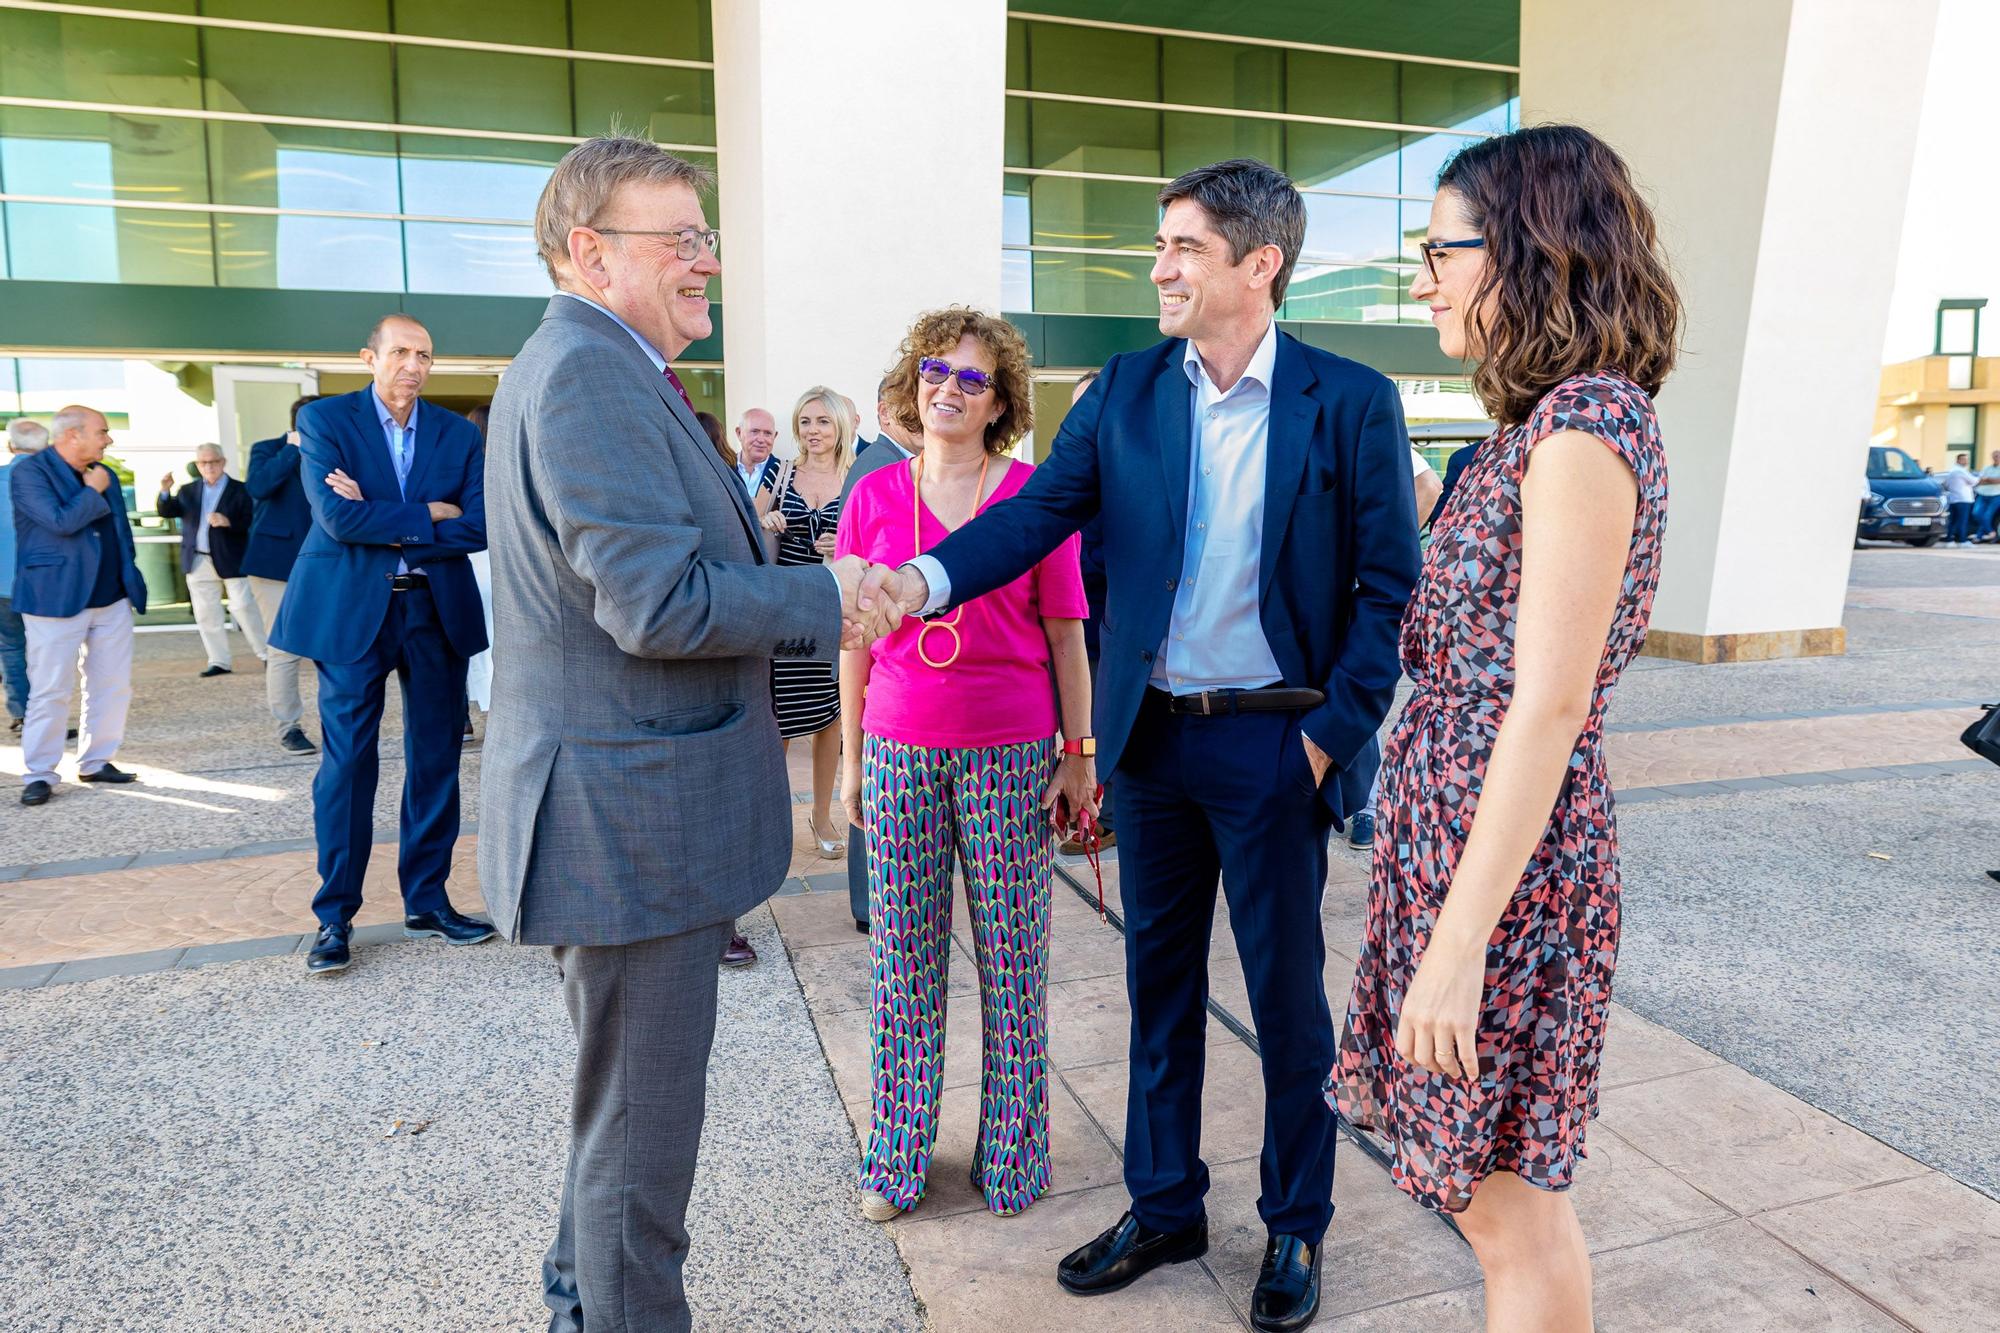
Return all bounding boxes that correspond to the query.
[911,321,1284,695]
[194,475,224,555]
[371,384,421,574]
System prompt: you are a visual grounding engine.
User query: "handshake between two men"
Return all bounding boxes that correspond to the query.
[827,557,933,651]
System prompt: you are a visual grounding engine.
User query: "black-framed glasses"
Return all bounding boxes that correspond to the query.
[1418,237,1485,282]
[917,357,993,396]
[591,226,721,262]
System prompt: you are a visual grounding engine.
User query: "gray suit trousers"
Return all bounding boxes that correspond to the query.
[543,921,732,1333]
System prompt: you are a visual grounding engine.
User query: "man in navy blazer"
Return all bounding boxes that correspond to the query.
[868,160,1419,1330]
[243,395,320,754]
[270,315,493,974]
[12,405,150,807]
[156,443,267,678]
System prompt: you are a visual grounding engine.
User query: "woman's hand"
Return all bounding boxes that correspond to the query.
[760,509,787,534]
[814,531,838,560]
[840,759,864,829]
[1040,753,1100,833]
[1394,936,1485,1080]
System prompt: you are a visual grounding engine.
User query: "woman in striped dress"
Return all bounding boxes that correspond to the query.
[756,385,854,856]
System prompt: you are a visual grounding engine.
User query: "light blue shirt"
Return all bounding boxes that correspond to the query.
[195,475,224,555]
[911,321,1284,695]
[371,384,421,574]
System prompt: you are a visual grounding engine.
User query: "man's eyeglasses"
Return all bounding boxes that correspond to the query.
[917,357,993,396]
[1418,237,1485,283]
[592,227,721,262]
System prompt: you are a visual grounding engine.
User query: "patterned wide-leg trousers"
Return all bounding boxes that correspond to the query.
[859,733,1055,1214]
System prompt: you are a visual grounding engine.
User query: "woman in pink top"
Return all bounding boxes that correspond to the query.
[837,308,1095,1222]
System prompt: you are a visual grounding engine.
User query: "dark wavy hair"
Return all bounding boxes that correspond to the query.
[883,307,1034,454]
[1437,124,1682,425]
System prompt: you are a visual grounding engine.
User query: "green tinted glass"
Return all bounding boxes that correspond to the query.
[4,201,215,286]
[1026,101,1159,174]
[574,64,715,146]
[1285,51,1399,124]
[0,10,202,109]
[1027,251,1155,318]
[201,0,388,32]
[395,0,566,46]
[207,123,400,212]
[1281,265,1409,324]
[1,105,210,206]
[202,29,395,122]
[1401,65,1513,136]
[398,46,572,135]
[1022,23,1157,101]
[1026,175,1156,254]
[1161,111,1280,178]
[1161,37,1282,114]
[572,0,713,61]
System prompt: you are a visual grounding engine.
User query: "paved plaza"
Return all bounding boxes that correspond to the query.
[3,547,1998,1330]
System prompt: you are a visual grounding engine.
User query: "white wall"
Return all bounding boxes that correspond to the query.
[1524,0,1937,643]
[713,0,1007,451]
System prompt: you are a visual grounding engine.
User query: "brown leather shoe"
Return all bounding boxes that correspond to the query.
[720,933,757,967]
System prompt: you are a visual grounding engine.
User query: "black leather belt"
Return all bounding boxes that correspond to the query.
[1162,686,1325,716]
[387,573,429,591]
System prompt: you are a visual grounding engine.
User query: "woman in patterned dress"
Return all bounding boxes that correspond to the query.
[835,308,1094,1222]
[755,386,854,856]
[1328,125,1682,1331]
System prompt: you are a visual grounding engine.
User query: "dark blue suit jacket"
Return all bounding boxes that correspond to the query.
[925,332,1419,819]
[7,448,148,618]
[156,474,252,579]
[269,389,487,666]
[242,434,312,581]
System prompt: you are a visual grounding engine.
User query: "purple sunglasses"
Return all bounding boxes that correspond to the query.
[917,357,993,395]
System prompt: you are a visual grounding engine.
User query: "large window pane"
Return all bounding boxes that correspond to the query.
[400,137,559,221]
[572,0,713,62]
[202,0,387,31]
[1282,265,1409,324]
[202,29,394,122]
[0,11,201,109]
[1401,65,1513,136]
[1030,251,1155,318]
[206,124,400,212]
[1287,124,1401,196]
[1024,23,1159,102]
[1161,110,1280,179]
[215,212,402,291]
[1401,131,1478,195]
[1285,51,1398,125]
[399,48,571,136]
[405,221,547,295]
[1301,194,1399,265]
[1161,38,1283,115]
[574,65,714,146]
[2,106,209,206]
[1025,101,1159,176]
[4,201,213,286]
[1028,175,1156,254]
[395,0,566,47]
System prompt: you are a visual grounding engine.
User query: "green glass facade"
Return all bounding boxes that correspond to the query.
[0,0,714,298]
[1002,14,1517,330]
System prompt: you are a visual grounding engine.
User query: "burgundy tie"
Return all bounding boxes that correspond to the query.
[661,363,695,413]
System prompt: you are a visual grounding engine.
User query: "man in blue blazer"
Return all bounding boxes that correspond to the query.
[271,315,492,974]
[156,443,265,678]
[868,160,1419,1331]
[12,405,150,807]
[244,395,319,755]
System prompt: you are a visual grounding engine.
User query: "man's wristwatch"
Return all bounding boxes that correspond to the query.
[1061,737,1096,758]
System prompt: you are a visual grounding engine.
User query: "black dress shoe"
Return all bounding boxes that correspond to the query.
[21,780,52,807]
[404,906,496,945]
[1056,1211,1208,1297]
[307,923,352,973]
[199,664,232,677]
[278,726,317,755]
[1250,1234,1321,1332]
[78,763,136,784]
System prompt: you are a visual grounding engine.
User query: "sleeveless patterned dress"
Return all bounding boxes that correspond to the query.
[1328,370,1669,1213]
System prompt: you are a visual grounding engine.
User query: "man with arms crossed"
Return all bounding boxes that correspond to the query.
[480,136,876,1333]
[864,159,1419,1331]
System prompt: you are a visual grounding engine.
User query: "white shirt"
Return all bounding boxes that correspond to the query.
[1977,465,2000,498]
[1151,321,1284,693]
[1411,447,1436,481]
[737,456,774,492]
[1940,464,1978,504]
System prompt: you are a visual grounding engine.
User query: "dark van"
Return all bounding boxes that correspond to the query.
[1858,446,1947,547]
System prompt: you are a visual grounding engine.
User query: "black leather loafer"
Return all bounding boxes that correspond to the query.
[307,923,352,974]
[1056,1211,1208,1297]
[78,763,136,784]
[278,726,317,755]
[404,906,496,945]
[199,664,231,677]
[1250,1234,1321,1332]
[21,779,52,807]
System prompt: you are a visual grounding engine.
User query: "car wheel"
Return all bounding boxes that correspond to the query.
[1912,533,1942,548]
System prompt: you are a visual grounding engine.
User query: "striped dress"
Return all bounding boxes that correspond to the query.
[771,480,843,739]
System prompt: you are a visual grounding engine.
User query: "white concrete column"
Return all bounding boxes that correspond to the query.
[1522,0,1937,660]
[712,0,1007,448]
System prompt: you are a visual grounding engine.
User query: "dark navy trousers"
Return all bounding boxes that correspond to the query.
[1114,689,1339,1244]
[310,584,465,927]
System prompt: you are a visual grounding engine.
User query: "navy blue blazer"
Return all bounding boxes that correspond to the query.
[242,434,312,581]
[269,389,488,666]
[156,474,252,579]
[8,448,148,618]
[924,332,1420,819]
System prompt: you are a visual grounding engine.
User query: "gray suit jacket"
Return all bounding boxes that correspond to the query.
[479,297,841,945]
[840,434,914,510]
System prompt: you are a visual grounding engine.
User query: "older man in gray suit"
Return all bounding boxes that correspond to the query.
[482,136,881,1333]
